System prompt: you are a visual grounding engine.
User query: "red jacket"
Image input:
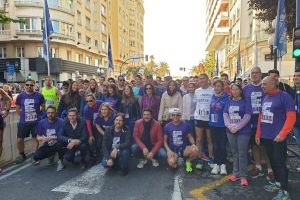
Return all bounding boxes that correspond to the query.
[133,119,163,155]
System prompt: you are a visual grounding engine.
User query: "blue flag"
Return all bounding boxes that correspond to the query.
[274,0,287,58]
[42,0,53,62]
[108,36,114,71]
[215,52,219,76]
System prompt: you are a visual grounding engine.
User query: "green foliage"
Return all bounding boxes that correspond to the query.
[202,52,216,76]
[248,0,295,39]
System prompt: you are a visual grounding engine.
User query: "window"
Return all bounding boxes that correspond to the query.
[85,17,91,30]
[67,50,72,60]
[101,23,106,33]
[52,21,60,33]
[19,18,39,32]
[95,58,99,67]
[51,48,59,58]
[37,47,43,57]
[77,11,82,24]
[86,36,91,44]
[16,47,25,57]
[0,47,6,58]
[94,40,98,47]
[77,32,82,40]
[85,56,90,65]
[102,41,106,50]
[101,4,106,15]
[75,53,83,62]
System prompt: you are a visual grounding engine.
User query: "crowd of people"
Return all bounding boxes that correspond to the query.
[0,67,299,200]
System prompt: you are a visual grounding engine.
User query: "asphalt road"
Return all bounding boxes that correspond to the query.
[0,157,300,200]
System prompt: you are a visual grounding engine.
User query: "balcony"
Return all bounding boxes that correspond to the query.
[0,30,11,41]
[205,27,229,51]
[14,0,75,15]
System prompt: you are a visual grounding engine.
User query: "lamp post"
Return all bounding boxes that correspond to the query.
[119,56,145,75]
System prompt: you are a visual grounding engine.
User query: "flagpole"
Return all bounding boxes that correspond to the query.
[44,0,50,76]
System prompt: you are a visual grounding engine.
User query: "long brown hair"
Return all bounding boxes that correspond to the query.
[121,85,135,104]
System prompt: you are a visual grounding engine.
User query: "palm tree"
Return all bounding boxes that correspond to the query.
[155,62,170,77]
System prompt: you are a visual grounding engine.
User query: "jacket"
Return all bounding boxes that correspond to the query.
[182,93,194,120]
[133,119,163,155]
[102,126,131,159]
[158,91,183,121]
[140,95,160,120]
[58,119,87,144]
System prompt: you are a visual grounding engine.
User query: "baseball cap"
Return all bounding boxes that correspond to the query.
[169,108,182,115]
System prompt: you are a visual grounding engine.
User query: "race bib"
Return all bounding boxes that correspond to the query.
[261,111,274,124]
[46,99,54,106]
[211,114,218,123]
[199,108,209,118]
[251,92,262,114]
[112,137,120,148]
[229,106,241,124]
[172,131,183,146]
[25,112,37,122]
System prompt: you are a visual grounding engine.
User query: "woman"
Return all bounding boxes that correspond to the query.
[140,84,160,120]
[182,82,196,135]
[57,81,83,119]
[209,80,230,175]
[102,114,131,175]
[120,85,140,134]
[158,80,183,127]
[0,88,12,173]
[104,83,121,111]
[223,84,251,186]
[94,103,115,136]
[86,79,101,100]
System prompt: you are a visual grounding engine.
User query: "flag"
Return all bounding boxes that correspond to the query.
[254,32,259,67]
[274,0,287,57]
[108,36,114,71]
[237,45,241,75]
[42,0,53,62]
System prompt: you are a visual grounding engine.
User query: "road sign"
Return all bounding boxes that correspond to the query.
[6,64,15,75]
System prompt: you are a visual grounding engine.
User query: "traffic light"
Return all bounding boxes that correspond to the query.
[293,27,300,58]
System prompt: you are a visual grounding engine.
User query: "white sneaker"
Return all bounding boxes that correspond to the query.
[211,164,220,175]
[151,159,159,167]
[137,159,147,169]
[220,164,227,175]
[57,160,65,172]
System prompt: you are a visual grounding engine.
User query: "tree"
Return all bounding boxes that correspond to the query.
[155,62,170,77]
[0,0,25,24]
[248,0,295,39]
[202,52,216,77]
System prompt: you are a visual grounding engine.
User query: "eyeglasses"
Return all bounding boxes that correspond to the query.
[145,88,152,90]
[26,84,34,87]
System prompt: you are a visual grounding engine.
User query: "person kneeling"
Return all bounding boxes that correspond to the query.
[58,108,88,169]
[102,114,131,176]
[132,109,166,169]
[164,108,198,172]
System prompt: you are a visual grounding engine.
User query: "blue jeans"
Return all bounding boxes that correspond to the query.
[293,127,300,150]
[211,126,227,165]
[131,144,167,160]
[101,149,130,170]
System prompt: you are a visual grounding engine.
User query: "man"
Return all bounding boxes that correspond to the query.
[0,88,12,173]
[41,76,60,109]
[268,69,294,98]
[16,79,45,163]
[132,109,166,168]
[194,73,214,167]
[133,74,143,96]
[61,81,70,95]
[84,94,102,162]
[243,67,273,180]
[164,108,198,172]
[221,73,231,94]
[58,108,88,169]
[236,78,243,86]
[293,69,300,172]
[117,76,125,96]
[256,77,296,200]
[33,106,64,171]
[98,75,106,93]
[180,76,189,95]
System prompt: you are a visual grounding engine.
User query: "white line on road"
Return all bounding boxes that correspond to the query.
[52,165,107,200]
[172,175,183,200]
[0,163,31,181]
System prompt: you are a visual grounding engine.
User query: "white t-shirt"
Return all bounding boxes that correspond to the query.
[194,86,214,121]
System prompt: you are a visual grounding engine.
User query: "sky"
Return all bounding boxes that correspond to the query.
[144,0,207,76]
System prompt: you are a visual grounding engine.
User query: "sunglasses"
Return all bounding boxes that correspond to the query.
[145,87,152,90]
[26,84,34,87]
[172,114,181,117]
[86,100,94,103]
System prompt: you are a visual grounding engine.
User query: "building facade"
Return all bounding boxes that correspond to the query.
[0,0,144,82]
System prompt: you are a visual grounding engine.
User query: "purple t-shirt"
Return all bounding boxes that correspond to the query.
[261,91,295,140]
[94,115,115,129]
[16,92,45,123]
[37,118,64,146]
[243,84,265,128]
[209,93,229,127]
[83,101,102,122]
[224,99,252,135]
[164,121,191,155]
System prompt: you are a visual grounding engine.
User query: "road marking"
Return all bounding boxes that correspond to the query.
[190,176,229,200]
[0,163,31,181]
[172,175,182,200]
[52,165,107,200]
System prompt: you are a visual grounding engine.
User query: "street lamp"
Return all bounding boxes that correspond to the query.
[119,55,145,75]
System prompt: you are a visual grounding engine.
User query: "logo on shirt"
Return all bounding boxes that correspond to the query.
[229,106,241,123]
[262,102,273,124]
